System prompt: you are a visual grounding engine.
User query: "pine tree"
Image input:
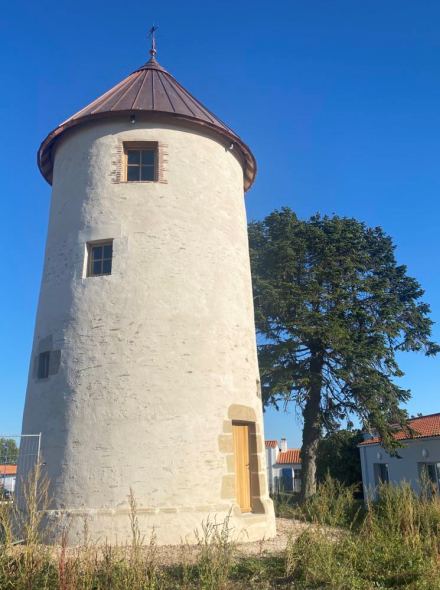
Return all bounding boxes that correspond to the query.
[0,438,18,464]
[248,208,439,501]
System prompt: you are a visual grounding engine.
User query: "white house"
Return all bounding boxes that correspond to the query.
[265,438,302,493]
[0,465,16,496]
[359,413,440,498]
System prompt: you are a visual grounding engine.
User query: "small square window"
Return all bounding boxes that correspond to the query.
[38,351,50,379]
[87,240,113,277]
[124,143,158,182]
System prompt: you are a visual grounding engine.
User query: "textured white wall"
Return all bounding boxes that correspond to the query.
[19,118,275,544]
[265,447,276,492]
[359,438,440,498]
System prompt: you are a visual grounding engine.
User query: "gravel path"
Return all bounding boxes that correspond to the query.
[236,518,310,557]
[152,518,310,565]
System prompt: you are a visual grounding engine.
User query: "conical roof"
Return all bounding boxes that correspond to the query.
[38,57,256,190]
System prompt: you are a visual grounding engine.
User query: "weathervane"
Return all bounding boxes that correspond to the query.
[149,25,158,59]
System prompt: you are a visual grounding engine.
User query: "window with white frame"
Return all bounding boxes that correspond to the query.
[123,142,158,182]
[87,241,113,277]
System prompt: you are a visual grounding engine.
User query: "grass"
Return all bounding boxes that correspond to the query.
[0,469,439,589]
[283,478,440,589]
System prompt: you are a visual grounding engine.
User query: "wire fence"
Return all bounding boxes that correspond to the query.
[0,434,41,498]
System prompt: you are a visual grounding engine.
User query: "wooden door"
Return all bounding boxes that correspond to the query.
[232,423,251,512]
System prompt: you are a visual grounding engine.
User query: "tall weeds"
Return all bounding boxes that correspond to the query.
[194,511,235,590]
[125,487,161,589]
[301,473,362,528]
[0,462,56,590]
[0,470,439,589]
[286,480,440,589]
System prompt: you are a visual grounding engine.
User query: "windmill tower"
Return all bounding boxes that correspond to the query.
[18,34,276,544]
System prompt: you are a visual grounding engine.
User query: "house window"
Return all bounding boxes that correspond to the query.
[373,463,389,486]
[87,241,113,277]
[37,351,50,379]
[419,463,440,492]
[124,142,158,182]
[281,468,293,492]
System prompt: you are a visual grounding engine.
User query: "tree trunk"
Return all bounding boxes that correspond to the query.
[299,352,324,503]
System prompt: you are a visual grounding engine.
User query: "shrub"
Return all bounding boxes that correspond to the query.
[276,473,363,528]
[272,491,301,519]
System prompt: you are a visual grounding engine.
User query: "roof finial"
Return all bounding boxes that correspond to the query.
[149,25,158,60]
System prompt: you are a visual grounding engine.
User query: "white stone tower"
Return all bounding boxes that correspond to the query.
[18,39,275,544]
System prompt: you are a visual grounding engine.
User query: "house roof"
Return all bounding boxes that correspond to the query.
[0,465,17,476]
[265,440,279,449]
[359,413,440,446]
[276,449,301,464]
[38,56,256,191]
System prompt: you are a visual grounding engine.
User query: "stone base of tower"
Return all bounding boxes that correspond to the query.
[43,501,276,546]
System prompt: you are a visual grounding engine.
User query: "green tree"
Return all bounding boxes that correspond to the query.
[248,209,439,501]
[316,430,363,488]
[0,438,18,464]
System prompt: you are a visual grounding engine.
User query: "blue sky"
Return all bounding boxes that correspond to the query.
[1,1,439,448]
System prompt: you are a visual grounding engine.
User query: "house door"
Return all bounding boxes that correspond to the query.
[232,423,251,512]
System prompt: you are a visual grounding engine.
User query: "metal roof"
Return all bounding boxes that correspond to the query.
[38,57,256,190]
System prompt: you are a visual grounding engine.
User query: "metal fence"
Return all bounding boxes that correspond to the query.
[0,434,41,497]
